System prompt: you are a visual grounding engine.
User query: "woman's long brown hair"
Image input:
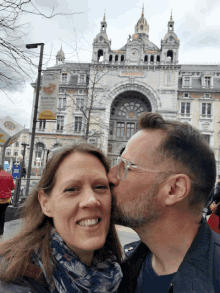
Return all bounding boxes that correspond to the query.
[0,144,122,283]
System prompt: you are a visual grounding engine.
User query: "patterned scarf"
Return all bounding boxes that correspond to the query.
[32,228,122,293]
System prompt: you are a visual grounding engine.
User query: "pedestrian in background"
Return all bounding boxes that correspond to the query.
[208,190,220,234]
[21,166,26,178]
[0,164,15,236]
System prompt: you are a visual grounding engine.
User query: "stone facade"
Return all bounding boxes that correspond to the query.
[30,9,220,179]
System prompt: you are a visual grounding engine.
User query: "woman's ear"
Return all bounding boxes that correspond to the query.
[38,190,53,217]
[164,174,191,206]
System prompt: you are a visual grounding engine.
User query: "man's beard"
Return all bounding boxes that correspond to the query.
[111,180,162,229]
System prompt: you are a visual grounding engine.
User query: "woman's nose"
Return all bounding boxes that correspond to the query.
[79,191,101,209]
[107,165,119,186]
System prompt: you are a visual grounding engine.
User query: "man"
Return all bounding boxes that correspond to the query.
[108,112,220,293]
[0,164,15,236]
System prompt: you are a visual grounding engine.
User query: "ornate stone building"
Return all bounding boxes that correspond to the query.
[30,8,220,177]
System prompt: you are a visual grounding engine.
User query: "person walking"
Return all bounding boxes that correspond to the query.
[0,164,15,236]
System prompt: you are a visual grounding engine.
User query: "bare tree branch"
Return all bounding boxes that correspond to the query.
[0,0,84,97]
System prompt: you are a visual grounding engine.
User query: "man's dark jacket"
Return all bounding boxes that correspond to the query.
[118,218,220,293]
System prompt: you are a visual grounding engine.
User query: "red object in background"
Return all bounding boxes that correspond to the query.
[208,213,220,234]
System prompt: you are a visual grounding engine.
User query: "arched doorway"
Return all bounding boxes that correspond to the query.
[108,90,152,165]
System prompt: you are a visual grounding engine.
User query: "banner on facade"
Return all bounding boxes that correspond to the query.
[0,116,24,147]
[38,71,60,120]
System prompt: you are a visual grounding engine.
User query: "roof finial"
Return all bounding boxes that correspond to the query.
[170,9,173,21]
[142,4,144,16]
[103,10,106,21]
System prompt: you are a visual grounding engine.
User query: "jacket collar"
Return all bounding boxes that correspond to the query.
[172,218,215,293]
[124,218,215,293]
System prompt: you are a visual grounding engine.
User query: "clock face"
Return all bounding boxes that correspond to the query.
[130,49,139,60]
[133,34,138,39]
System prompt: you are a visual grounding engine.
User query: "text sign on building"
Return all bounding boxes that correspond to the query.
[39,71,60,120]
[121,72,144,76]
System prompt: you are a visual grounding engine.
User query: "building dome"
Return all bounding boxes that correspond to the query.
[135,6,149,35]
[136,8,148,26]
[56,46,65,58]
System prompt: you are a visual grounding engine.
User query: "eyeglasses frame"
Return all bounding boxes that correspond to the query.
[116,156,163,180]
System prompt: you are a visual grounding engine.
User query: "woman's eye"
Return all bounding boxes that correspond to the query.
[94,185,109,190]
[64,187,79,192]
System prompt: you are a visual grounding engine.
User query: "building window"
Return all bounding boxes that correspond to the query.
[75,117,82,133]
[150,55,154,62]
[116,122,125,137]
[109,122,114,136]
[144,55,148,62]
[121,55,124,62]
[108,144,112,153]
[202,103,212,116]
[181,102,191,115]
[157,55,160,62]
[78,89,83,95]
[202,135,210,145]
[76,98,84,110]
[57,116,64,131]
[183,93,189,98]
[183,76,190,86]
[62,73,67,83]
[204,93,210,99]
[58,96,67,110]
[59,88,65,93]
[126,123,135,138]
[109,55,112,62]
[35,143,44,159]
[39,120,46,130]
[205,77,211,88]
[15,141,19,147]
[14,151,18,156]
[79,74,85,83]
[115,55,118,62]
[6,150,11,156]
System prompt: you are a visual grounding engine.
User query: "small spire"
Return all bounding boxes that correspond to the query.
[142,4,144,16]
[103,10,106,21]
[170,9,173,21]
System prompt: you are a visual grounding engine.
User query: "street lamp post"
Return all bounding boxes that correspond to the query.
[25,43,44,197]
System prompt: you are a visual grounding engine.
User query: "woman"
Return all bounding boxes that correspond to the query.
[0,144,123,292]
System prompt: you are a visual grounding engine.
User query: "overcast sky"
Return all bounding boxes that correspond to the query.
[1,0,220,129]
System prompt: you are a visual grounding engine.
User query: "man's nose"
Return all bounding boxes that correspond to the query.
[79,190,101,209]
[108,165,119,186]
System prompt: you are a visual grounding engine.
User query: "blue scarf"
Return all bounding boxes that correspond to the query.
[33,228,122,293]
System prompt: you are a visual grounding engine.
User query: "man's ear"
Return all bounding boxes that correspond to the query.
[38,190,53,217]
[163,174,191,206]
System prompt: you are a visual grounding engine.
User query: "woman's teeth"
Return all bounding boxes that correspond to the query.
[78,218,99,226]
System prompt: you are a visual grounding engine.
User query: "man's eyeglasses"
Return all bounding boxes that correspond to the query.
[116,157,162,180]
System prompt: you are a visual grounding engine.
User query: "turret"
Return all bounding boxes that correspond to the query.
[92,13,111,64]
[134,5,149,37]
[161,12,180,64]
[56,46,65,65]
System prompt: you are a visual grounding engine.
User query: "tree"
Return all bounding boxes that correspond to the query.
[0,0,83,97]
[62,64,114,147]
